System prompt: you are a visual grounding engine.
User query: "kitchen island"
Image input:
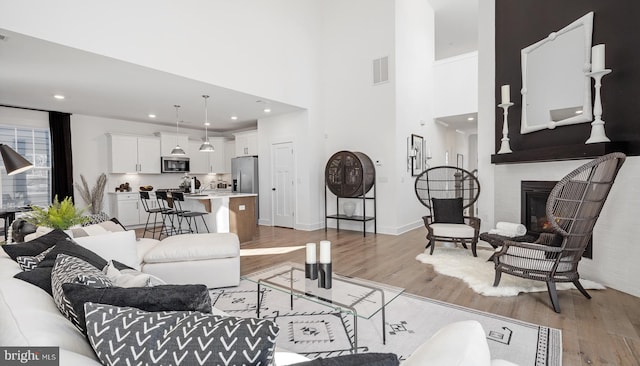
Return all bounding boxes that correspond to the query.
[182,191,257,243]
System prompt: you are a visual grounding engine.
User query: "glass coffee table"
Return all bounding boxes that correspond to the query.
[242,262,404,353]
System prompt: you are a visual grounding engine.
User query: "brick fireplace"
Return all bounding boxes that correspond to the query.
[521,180,592,258]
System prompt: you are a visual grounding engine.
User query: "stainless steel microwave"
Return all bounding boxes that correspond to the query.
[161,156,190,173]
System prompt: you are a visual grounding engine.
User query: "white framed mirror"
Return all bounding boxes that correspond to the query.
[520,12,594,134]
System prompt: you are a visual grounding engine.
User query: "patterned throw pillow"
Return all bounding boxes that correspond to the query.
[85,303,279,366]
[51,254,112,330]
[16,246,54,271]
[62,283,212,335]
[103,260,166,287]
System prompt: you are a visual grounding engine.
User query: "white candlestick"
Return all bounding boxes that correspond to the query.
[591,44,605,72]
[319,240,331,264]
[501,84,511,104]
[305,243,316,263]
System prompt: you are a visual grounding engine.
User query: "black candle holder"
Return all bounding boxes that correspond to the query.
[305,262,318,280]
[318,262,332,289]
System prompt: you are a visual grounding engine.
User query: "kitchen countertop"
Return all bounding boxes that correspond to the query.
[183,192,258,199]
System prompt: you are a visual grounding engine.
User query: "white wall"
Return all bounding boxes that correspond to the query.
[394,0,436,233]
[319,0,397,233]
[0,0,320,109]
[434,51,479,118]
[477,0,496,231]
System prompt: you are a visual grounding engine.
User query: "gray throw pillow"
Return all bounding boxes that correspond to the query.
[14,238,108,295]
[85,303,279,366]
[51,254,112,330]
[290,353,399,366]
[16,246,54,271]
[431,197,465,224]
[2,229,69,260]
[62,283,212,334]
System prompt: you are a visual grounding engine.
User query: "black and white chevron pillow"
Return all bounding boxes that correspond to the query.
[16,246,54,271]
[51,254,112,330]
[85,302,279,366]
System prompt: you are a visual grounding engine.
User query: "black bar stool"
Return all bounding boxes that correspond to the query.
[139,191,165,239]
[155,191,180,236]
[171,192,210,234]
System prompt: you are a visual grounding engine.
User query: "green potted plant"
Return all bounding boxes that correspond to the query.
[25,195,89,230]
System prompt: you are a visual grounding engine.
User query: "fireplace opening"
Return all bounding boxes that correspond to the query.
[521,181,592,258]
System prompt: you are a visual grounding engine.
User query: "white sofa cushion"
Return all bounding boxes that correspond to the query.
[73,230,139,270]
[144,233,239,263]
[430,223,476,238]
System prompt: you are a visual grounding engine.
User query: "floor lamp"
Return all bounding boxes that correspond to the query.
[0,144,33,175]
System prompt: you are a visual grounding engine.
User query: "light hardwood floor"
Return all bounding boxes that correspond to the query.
[139,225,640,365]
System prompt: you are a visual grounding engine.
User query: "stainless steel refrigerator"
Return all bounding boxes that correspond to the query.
[232,156,259,194]
[232,156,259,223]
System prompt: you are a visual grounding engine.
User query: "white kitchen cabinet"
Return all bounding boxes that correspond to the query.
[188,138,227,174]
[158,132,189,156]
[225,140,236,173]
[109,192,142,227]
[233,130,258,156]
[107,134,161,174]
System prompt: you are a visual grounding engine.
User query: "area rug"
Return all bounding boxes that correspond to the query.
[415,247,605,296]
[210,278,562,365]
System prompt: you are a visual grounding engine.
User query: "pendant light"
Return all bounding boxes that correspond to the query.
[0,144,33,175]
[171,104,186,156]
[199,95,215,152]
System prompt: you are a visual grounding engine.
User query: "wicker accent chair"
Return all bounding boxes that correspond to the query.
[493,152,626,313]
[414,166,481,256]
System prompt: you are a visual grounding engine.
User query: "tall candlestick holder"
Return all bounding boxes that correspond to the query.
[497,102,514,154]
[585,69,612,144]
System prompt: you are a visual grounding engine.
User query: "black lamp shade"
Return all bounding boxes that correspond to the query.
[0,144,33,175]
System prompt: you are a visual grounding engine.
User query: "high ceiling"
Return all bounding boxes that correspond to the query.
[0,29,303,135]
[0,3,477,133]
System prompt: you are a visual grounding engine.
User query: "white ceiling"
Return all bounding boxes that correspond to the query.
[0,3,477,134]
[0,29,303,135]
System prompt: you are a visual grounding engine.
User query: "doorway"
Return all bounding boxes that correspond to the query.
[271,141,295,228]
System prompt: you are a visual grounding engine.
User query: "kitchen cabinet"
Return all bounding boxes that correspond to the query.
[109,191,160,228]
[109,192,141,227]
[188,137,227,174]
[233,130,258,156]
[107,134,160,174]
[225,140,236,173]
[158,132,189,157]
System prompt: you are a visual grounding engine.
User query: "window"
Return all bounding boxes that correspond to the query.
[0,126,51,207]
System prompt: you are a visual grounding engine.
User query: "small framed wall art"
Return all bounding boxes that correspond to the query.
[411,134,424,176]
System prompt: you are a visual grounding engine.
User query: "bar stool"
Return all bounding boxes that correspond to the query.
[171,192,210,234]
[154,191,180,236]
[139,191,165,239]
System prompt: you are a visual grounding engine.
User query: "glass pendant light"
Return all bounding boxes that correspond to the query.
[171,104,186,156]
[199,95,215,152]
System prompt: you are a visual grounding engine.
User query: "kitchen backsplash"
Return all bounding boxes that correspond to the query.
[109,173,232,192]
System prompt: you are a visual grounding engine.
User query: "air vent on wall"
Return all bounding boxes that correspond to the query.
[372,56,389,85]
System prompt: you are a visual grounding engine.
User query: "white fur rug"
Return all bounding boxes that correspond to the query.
[416,247,605,296]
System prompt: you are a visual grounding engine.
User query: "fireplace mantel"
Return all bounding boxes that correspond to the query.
[491,141,628,165]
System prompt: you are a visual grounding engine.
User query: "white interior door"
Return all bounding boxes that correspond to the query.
[272,142,294,228]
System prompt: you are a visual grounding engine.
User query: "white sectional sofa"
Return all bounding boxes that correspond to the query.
[0,228,517,366]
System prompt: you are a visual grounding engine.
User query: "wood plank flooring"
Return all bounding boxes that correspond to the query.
[139,225,640,365]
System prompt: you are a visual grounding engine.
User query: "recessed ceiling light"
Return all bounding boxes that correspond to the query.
[230,116,238,120]
[263,107,271,113]
[575,110,583,114]
[467,117,475,121]
[148,114,156,118]
[204,122,210,126]
[53,94,65,100]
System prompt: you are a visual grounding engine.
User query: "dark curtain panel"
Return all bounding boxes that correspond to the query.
[49,112,74,202]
